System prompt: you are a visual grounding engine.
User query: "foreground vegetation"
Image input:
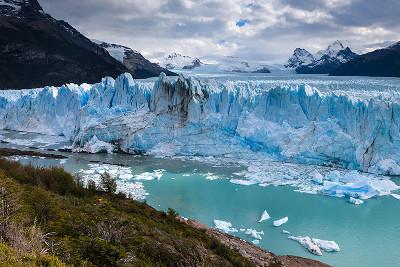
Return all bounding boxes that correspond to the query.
[0,158,253,266]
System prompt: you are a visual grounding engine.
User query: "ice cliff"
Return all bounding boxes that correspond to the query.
[1,73,400,175]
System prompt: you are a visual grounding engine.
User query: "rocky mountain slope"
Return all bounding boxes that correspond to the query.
[331,41,400,77]
[95,40,175,78]
[0,0,173,89]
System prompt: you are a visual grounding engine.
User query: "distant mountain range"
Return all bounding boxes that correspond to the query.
[332,42,400,77]
[286,41,358,74]
[0,0,173,89]
[158,53,271,73]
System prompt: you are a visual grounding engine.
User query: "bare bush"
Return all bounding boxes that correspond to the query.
[90,220,125,244]
[0,186,18,242]
[100,172,117,194]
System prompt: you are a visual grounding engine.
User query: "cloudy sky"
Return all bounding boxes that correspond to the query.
[38,0,400,63]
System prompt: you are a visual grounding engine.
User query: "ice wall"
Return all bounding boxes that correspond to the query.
[1,73,400,175]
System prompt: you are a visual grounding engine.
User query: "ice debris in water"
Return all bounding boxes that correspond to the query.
[391,193,400,200]
[134,169,165,181]
[258,210,270,223]
[273,217,288,227]
[289,236,322,256]
[244,229,264,240]
[288,236,340,256]
[282,230,290,234]
[349,197,364,205]
[77,164,148,200]
[252,240,260,245]
[213,220,238,233]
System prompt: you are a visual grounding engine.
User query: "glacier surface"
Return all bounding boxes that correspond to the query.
[1,73,400,200]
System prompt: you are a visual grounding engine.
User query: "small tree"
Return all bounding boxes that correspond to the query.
[87,180,97,192]
[0,186,18,242]
[100,172,117,194]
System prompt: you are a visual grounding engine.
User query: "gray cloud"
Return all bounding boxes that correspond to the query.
[38,0,400,63]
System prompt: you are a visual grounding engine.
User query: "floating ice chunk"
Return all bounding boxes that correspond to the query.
[259,210,271,222]
[391,193,400,200]
[58,159,68,165]
[349,197,364,205]
[282,230,290,234]
[76,136,114,154]
[289,236,322,256]
[244,229,264,240]
[252,240,260,245]
[310,170,324,185]
[202,172,220,180]
[312,238,340,252]
[273,217,288,227]
[134,169,165,181]
[213,220,238,233]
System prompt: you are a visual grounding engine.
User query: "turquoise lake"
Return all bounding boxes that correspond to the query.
[1,130,400,267]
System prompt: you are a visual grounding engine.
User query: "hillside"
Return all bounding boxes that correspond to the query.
[0,157,329,266]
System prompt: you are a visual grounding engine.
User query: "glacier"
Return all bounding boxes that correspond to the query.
[1,72,400,197]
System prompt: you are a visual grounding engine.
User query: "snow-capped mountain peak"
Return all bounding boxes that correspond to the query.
[160,53,203,70]
[285,48,315,68]
[287,40,358,74]
[0,0,44,17]
[315,40,345,59]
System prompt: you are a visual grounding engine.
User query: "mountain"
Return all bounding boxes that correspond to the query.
[159,53,204,70]
[331,42,400,77]
[0,0,173,90]
[285,48,315,68]
[159,53,272,73]
[94,40,175,78]
[287,41,358,74]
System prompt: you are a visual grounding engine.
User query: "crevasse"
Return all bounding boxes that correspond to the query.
[1,73,400,175]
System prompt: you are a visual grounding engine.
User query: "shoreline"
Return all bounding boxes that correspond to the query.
[182,218,331,267]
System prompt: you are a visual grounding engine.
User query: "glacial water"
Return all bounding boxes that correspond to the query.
[1,130,400,267]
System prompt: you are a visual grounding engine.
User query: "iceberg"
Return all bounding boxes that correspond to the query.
[288,236,322,256]
[134,169,165,181]
[391,193,400,200]
[273,217,288,227]
[213,220,238,233]
[259,210,271,223]
[349,197,364,205]
[244,229,264,240]
[312,238,340,252]
[289,235,340,256]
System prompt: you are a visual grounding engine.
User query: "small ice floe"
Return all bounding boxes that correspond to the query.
[202,172,220,180]
[213,220,238,233]
[273,217,288,227]
[58,158,68,165]
[252,240,260,245]
[391,193,400,200]
[288,236,322,256]
[258,210,270,223]
[240,228,246,232]
[288,236,340,256]
[311,170,324,185]
[244,229,264,240]
[312,238,340,252]
[134,169,165,181]
[349,197,364,205]
[182,174,191,177]
[282,230,291,234]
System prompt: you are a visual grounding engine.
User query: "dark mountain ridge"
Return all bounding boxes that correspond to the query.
[0,0,174,89]
[331,42,400,77]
